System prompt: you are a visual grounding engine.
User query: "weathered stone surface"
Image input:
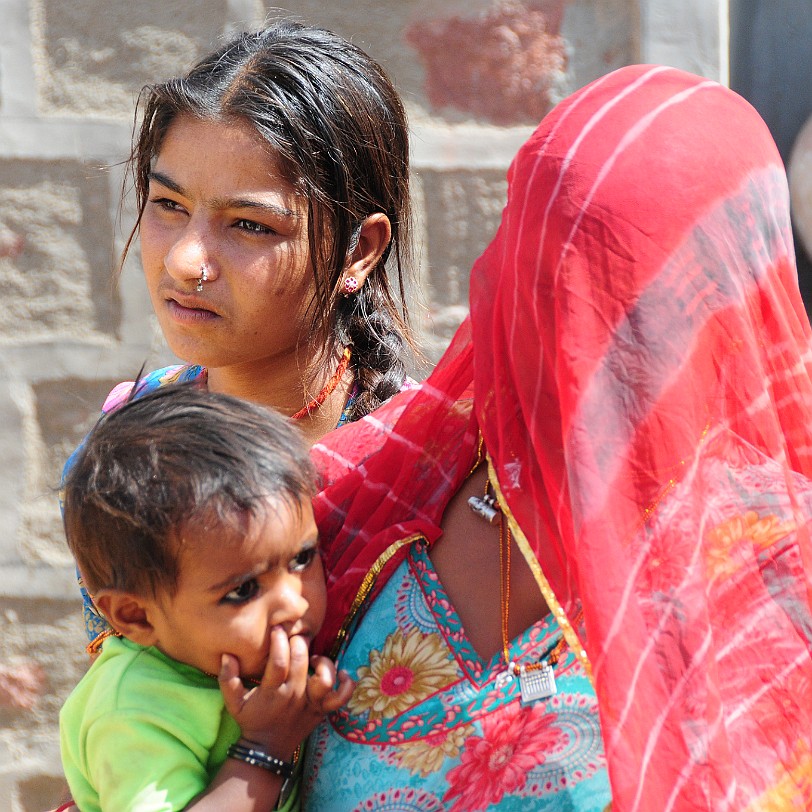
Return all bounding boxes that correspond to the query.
[33,377,119,490]
[0,159,116,343]
[257,0,495,112]
[563,0,640,89]
[17,377,122,566]
[421,169,508,306]
[0,2,730,807]
[0,375,25,566]
[19,774,72,812]
[32,0,229,118]
[417,168,507,355]
[407,1,569,125]
[0,662,46,710]
[0,598,88,735]
[0,598,87,809]
[641,0,725,80]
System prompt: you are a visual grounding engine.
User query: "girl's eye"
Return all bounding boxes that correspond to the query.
[290,547,318,573]
[222,579,259,604]
[148,197,185,214]
[235,218,274,235]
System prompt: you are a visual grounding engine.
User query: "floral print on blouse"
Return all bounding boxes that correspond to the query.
[303,537,612,811]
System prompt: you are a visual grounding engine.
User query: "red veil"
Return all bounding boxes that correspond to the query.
[312,65,812,809]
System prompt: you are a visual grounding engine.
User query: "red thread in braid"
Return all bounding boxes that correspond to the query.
[291,347,352,420]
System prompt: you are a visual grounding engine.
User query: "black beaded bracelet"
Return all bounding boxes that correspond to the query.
[227,742,295,779]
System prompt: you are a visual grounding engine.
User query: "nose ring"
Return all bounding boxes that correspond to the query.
[196,266,208,292]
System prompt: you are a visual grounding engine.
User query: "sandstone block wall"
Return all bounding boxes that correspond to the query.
[0,1,723,807]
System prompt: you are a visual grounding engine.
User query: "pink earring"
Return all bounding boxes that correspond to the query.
[342,277,359,297]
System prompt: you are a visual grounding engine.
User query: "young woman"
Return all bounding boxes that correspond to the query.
[68,20,419,653]
[109,19,416,445]
[307,65,812,810]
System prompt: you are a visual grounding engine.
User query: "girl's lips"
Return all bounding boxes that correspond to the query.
[165,296,220,322]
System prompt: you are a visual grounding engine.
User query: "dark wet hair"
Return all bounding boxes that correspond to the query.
[62,384,316,598]
[122,20,416,420]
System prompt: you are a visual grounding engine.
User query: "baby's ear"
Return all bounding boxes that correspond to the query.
[93,590,159,648]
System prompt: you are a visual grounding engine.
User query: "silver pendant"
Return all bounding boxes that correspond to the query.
[468,494,501,524]
[519,662,557,705]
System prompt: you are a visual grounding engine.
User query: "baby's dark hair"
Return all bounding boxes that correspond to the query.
[62,384,316,599]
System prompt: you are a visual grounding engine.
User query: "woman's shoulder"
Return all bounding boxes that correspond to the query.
[101,364,208,414]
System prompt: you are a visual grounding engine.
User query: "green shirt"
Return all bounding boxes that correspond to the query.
[60,636,300,811]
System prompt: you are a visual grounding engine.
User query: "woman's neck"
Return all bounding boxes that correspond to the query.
[205,353,354,446]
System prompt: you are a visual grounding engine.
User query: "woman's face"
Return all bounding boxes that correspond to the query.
[139,114,318,373]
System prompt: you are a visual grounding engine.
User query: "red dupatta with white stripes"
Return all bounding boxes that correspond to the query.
[312,65,812,809]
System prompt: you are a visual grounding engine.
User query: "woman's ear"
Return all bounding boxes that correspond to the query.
[93,589,159,648]
[341,212,392,293]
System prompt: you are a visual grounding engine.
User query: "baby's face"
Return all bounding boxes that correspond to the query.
[145,495,325,680]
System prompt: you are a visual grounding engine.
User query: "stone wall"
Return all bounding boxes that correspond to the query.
[0,1,724,808]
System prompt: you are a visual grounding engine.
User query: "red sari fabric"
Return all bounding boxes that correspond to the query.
[312,65,812,810]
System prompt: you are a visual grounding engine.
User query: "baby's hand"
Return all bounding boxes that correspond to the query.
[217,627,353,757]
[307,655,354,714]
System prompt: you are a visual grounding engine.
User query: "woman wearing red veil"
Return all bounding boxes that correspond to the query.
[306,64,812,810]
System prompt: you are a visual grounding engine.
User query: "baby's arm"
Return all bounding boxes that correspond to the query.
[184,628,353,811]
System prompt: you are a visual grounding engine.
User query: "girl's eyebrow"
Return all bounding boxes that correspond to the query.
[148,170,183,195]
[147,170,299,220]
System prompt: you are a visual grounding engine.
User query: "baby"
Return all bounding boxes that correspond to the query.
[59,385,353,811]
